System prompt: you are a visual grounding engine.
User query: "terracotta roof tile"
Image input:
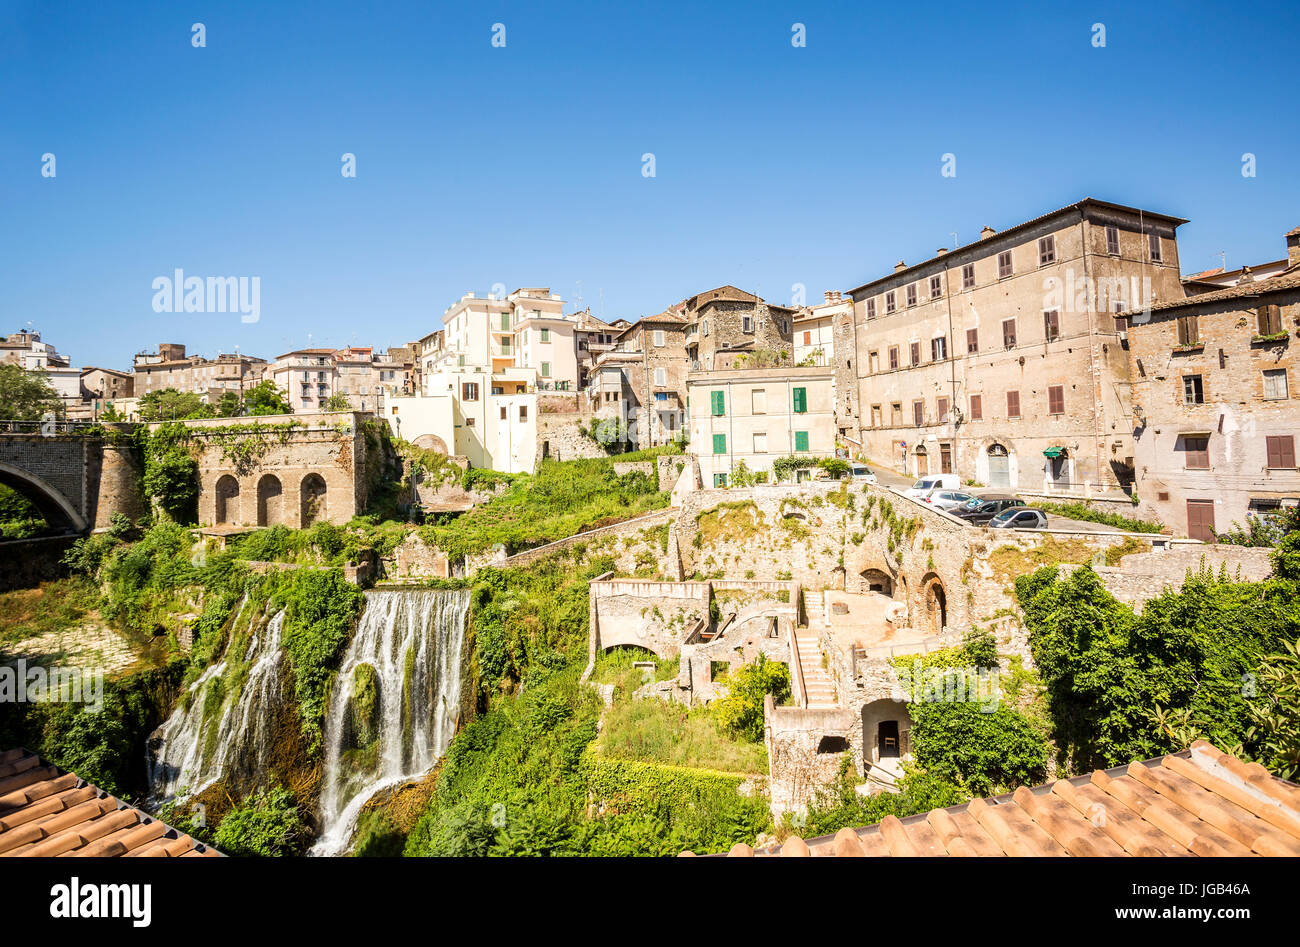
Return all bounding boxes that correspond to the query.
[1143,265,1300,313]
[694,743,1300,857]
[0,749,221,858]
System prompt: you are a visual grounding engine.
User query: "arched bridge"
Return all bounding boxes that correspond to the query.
[0,427,143,534]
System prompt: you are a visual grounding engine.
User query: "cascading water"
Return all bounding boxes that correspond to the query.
[312,587,469,855]
[148,605,287,802]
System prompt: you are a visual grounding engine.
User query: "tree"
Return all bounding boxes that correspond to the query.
[98,403,125,422]
[322,393,352,412]
[713,654,791,742]
[214,391,243,417]
[243,380,292,416]
[0,364,62,421]
[138,388,212,421]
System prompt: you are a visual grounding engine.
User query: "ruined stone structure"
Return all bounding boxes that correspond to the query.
[181,413,386,528]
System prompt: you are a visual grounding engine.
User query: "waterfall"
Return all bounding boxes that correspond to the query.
[148,605,287,802]
[312,587,469,855]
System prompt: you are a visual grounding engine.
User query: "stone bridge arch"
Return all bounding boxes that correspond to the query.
[0,459,87,533]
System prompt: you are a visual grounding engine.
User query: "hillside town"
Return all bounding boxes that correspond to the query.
[7,199,1298,540]
[6,195,1299,863]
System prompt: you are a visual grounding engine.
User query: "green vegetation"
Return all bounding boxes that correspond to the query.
[139,388,212,421]
[0,363,62,420]
[1217,506,1300,547]
[142,423,199,522]
[712,654,790,743]
[0,483,50,538]
[1017,533,1300,774]
[420,457,668,561]
[213,786,312,856]
[1034,500,1164,534]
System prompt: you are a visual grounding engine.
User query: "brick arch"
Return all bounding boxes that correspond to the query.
[215,474,241,525]
[256,474,283,526]
[300,473,327,526]
[0,460,87,533]
[919,571,948,636]
[412,434,448,455]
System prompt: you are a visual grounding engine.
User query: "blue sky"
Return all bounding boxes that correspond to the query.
[2,0,1297,368]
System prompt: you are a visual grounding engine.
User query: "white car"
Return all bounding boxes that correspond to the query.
[989,508,1049,529]
[903,474,961,500]
[848,464,878,484]
[928,490,977,512]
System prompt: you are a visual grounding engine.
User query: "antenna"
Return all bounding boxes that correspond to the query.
[951,232,958,248]
[1219,250,1226,272]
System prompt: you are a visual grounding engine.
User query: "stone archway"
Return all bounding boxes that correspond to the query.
[215,474,240,525]
[301,473,327,526]
[987,443,1010,489]
[921,573,947,635]
[0,461,87,533]
[860,568,893,595]
[413,434,448,454]
[861,698,910,767]
[256,474,283,527]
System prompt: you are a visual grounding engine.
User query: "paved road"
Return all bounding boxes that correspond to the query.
[855,458,1139,534]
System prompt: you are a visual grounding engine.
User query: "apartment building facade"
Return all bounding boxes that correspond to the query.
[688,365,835,487]
[793,292,847,367]
[589,310,690,450]
[133,343,267,403]
[844,199,1188,493]
[1127,226,1300,540]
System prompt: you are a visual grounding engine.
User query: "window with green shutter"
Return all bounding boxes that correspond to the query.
[713,434,726,455]
[500,313,510,331]
[541,328,550,342]
[711,390,725,416]
[792,387,807,414]
[713,473,728,488]
[541,362,551,377]
[794,431,809,452]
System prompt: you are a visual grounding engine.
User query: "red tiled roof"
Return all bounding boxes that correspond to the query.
[846,197,1190,297]
[1145,265,1300,314]
[0,749,222,857]
[685,742,1300,857]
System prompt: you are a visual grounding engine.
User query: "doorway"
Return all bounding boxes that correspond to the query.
[1187,499,1216,542]
[878,720,900,759]
[988,444,1010,489]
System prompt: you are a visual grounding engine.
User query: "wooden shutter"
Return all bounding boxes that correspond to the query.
[1267,435,1296,468]
[1006,390,1020,417]
[712,433,726,454]
[711,390,725,416]
[792,387,807,413]
[794,431,809,452]
[1048,385,1064,414]
[970,394,982,420]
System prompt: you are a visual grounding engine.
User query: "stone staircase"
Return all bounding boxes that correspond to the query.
[795,594,837,709]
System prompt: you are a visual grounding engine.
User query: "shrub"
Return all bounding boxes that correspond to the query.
[214,786,310,857]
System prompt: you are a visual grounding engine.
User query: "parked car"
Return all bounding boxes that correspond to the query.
[954,495,1026,524]
[928,490,978,512]
[847,464,878,484]
[902,474,961,500]
[989,507,1049,529]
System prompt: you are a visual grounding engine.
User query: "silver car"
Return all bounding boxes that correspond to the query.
[928,490,977,512]
[848,464,878,484]
[989,508,1049,529]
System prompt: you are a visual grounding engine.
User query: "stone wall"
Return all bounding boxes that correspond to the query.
[1058,543,1274,610]
[184,414,376,528]
[535,410,608,464]
[501,508,679,574]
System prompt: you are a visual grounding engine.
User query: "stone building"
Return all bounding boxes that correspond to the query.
[589,310,691,450]
[686,365,835,487]
[843,199,1188,494]
[184,412,382,528]
[681,285,795,371]
[133,343,267,405]
[269,348,339,413]
[1127,226,1300,540]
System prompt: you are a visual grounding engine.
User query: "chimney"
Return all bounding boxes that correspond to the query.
[936,248,948,255]
[824,291,834,304]
[1288,226,1300,268]
[894,260,907,273]
[980,226,997,240]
